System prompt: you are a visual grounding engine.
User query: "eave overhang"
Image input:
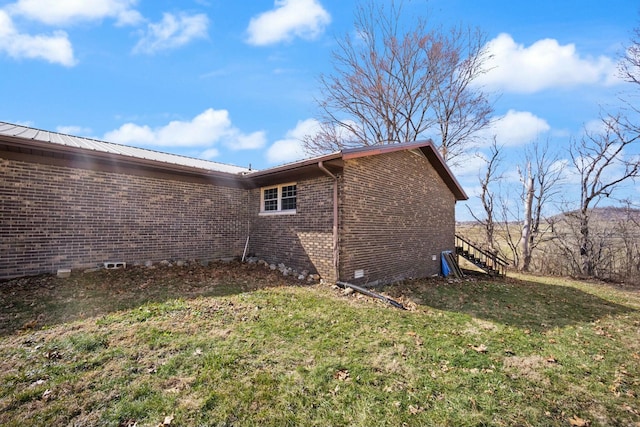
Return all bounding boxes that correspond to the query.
[1,126,467,200]
[0,134,246,188]
[242,152,344,188]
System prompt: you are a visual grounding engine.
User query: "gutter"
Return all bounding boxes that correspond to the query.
[318,161,339,282]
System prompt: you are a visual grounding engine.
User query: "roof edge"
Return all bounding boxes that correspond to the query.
[416,143,468,201]
[0,121,249,175]
[243,151,342,178]
[0,134,245,183]
[341,140,434,159]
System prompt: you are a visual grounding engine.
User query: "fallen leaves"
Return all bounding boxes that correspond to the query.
[568,415,590,426]
[469,344,488,353]
[43,350,62,360]
[408,404,425,415]
[334,369,350,381]
[157,414,174,426]
[406,331,423,346]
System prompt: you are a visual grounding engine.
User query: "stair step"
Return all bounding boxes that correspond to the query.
[458,253,503,276]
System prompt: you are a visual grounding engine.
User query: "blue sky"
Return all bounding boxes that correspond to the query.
[1,0,638,219]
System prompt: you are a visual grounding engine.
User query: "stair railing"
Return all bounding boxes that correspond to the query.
[455,234,509,276]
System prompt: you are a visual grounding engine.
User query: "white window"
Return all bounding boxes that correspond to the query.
[260,183,297,214]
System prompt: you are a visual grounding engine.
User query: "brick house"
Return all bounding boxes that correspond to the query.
[0,121,467,283]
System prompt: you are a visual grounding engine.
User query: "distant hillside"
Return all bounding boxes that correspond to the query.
[457,206,640,227]
[554,206,640,223]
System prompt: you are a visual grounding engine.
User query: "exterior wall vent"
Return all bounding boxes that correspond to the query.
[104,262,126,269]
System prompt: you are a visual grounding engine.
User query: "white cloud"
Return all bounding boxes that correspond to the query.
[266,139,308,164]
[57,125,92,135]
[482,110,551,147]
[246,0,331,46]
[477,33,618,93]
[133,12,209,54]
[104,108,266,150]
[266,118,319,164]
[584,118,608,134]
[449,152,487,179]
[230,131,267,150]
[7,0,143,26]
[0,10,76,66]
[200,148,220,160]
[105,122,156,145]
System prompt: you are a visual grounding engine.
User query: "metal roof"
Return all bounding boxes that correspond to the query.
[0,121,467,200]
[0,122,250,174]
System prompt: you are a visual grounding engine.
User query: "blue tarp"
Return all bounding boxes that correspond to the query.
[441,251,452,277]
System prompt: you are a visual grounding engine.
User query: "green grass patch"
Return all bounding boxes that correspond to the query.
[1,263,639,426]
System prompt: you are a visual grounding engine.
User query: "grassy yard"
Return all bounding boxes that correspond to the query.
[1,262,639,426]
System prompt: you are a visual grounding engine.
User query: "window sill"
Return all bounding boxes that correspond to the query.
[259,210,297,216]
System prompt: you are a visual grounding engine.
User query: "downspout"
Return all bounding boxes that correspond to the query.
[318,161,339,282]
[243,177,252,262]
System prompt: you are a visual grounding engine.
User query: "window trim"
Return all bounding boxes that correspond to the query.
[259,182,297,215]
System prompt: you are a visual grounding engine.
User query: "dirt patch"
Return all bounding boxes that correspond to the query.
[503,355,558,384]
[464,318,498,335]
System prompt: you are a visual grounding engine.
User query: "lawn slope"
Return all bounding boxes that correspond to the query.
[1,263,639,426]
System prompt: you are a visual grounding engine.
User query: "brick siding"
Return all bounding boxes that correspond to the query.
[339,150,456,285]
[0,157,248,279]
[248,176,335,281]
[1,146,458,284]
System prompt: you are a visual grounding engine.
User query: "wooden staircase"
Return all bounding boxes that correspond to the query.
[455,234,508,277]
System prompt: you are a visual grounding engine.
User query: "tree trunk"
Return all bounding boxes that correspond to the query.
[519,162,534,271]
[579,209,592,276]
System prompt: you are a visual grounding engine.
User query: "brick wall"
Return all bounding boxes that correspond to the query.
[0,157,248,279]
[1,147,458,283]
[339,150,456,285]
[248,176,335,281]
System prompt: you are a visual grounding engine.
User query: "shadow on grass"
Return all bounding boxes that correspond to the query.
[0,261,296,337]
[384,273,637,332]
[3,263,636,337]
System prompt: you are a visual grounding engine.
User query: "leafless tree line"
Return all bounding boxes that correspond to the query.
[470,28,640,282]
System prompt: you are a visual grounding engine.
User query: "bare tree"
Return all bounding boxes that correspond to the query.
[468,140,502,252]
[569,119,639,277]
[519,142,565,271]
[499,141,564,271]
[610,21,640,155]
[518,160,535,271]
[432,26,494,162]
[305,0,493,165]
[615,201,640,283]
[499,195,522,269]
[552,22,640,278]
[618,23,640,86]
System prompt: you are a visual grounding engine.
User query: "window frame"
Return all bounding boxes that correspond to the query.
[259,182,297,215]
